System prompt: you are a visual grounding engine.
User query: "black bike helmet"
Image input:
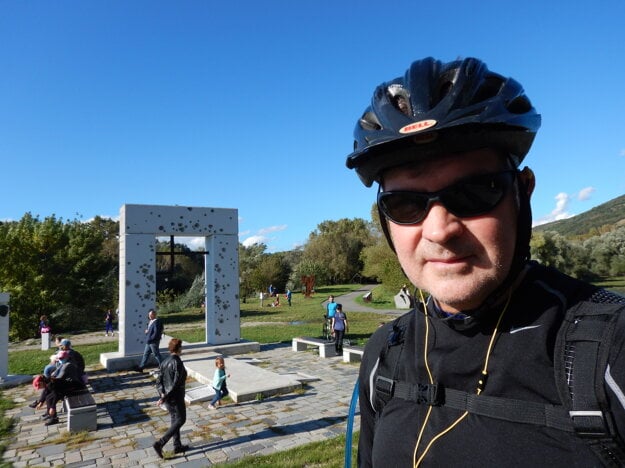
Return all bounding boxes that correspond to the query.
[346,57,541,187]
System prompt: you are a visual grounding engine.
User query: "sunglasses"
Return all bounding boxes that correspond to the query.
[377,170,517,225]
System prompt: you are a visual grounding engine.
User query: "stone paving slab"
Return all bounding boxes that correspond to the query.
[2,342,361,466]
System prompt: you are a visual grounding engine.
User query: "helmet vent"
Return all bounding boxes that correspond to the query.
[386,85,412,116]
[359,111,382,131]
[471,76,504,105]
[507,95,533,114]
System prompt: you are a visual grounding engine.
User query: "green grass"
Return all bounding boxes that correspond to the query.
[164,285,399,347]
[594,276,625,295]
[211,432,359,468]
[8,341,118,375]
[0,393,15,466]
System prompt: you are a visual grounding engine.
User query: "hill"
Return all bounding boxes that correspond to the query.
[533,194,625,238]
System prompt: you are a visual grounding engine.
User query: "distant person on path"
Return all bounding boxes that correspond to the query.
[208,356,230,410]
[286,288,292,306]
[104,309,115,336]
[326,295,338,319]
[153,338,189,458]
[331,303,349,355]
[136,309,163,372]
[38,315,50,336]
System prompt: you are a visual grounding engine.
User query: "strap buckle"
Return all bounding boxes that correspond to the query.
[375,376,395,397]
[569,410,608,437]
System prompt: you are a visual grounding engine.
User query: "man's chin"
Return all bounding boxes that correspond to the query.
[419,278,496,312]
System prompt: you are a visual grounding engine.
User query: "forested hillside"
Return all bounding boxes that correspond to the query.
[533,194,625,239]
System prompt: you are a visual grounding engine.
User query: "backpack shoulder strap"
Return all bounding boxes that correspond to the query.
[371,311,415,412]
[554,287,625,466]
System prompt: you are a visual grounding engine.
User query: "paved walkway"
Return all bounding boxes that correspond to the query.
[3,342,362,467]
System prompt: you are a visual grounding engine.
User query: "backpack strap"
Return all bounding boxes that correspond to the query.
[372,312,413,412]
[554,288,625,467]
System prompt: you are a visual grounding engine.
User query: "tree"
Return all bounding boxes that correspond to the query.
[302,218,374,284]
[239,243,268,301]
[0,214,117,339]
[249,254,291,295]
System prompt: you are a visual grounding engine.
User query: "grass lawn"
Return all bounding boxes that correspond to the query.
[165,284,399,347]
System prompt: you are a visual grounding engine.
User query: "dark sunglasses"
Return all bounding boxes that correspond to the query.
[377,170,517,225]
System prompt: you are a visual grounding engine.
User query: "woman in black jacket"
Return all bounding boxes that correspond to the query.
[153,338,189,458]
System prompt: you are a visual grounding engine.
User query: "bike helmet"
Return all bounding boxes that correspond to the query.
[346,57,541,187]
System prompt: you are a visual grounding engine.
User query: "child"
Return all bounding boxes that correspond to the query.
[208,356,230,410]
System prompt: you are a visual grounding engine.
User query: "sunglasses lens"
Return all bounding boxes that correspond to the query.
[379,171,514,224]
[378,193,428,224]
[442,173,511,217]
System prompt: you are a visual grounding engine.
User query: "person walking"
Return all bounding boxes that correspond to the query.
[136,309,163,372]
[286,288,292,306]
[346,56,625,466]
[153,338,189,458]
[331,303,348,355]
[208,356,230,410]
[104,309,115,336]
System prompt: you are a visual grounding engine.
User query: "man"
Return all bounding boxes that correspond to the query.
[136,309,163,372]
[153,338,189,457]
[347,57,625,466]
[60,339,86,383]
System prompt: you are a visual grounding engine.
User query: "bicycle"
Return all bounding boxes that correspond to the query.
[322,315,333,342]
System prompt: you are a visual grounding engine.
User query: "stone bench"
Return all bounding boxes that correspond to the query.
[342,345,365,363]
[65,389,97,432]
[292,337,335,358]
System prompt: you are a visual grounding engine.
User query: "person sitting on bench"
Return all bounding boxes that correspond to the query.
[41,350,86,426]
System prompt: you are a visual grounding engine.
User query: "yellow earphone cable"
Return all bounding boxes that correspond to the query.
[413,291,512,467]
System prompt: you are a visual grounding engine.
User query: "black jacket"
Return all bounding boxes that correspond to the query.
[157,354,187,400]
[146,318,163,344]
[358,263,625,467]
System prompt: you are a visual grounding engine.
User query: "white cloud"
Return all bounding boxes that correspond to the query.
[241,225,288,249]
[242,235,268,247]
[533,192,573,226]
[258,224,287,235]
[577,186,595,201]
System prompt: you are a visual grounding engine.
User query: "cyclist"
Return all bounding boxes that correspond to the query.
[322,295,338,340]
[346,56,625,467]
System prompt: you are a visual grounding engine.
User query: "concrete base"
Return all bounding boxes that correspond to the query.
[183,350,303,403]
[100,338,303,403]
[100,339,261,371]
[0,375,33,389]
[67,399,97,432]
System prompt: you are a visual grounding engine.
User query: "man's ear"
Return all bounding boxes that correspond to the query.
[519,166,535,198]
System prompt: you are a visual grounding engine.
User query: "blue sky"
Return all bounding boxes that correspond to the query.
[2,1,624,252]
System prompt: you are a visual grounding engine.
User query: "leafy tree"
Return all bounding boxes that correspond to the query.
[302,218,374,284]
[530,230,596,281]
[291,258,329,291]
[250,254,291,295]
[361,241,409,294]
[361,203,409,293]
[582,225,625,277]
[0,214,117,339]
[239,243,268,301]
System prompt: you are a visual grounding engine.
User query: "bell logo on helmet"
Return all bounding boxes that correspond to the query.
[399,119,437,134]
